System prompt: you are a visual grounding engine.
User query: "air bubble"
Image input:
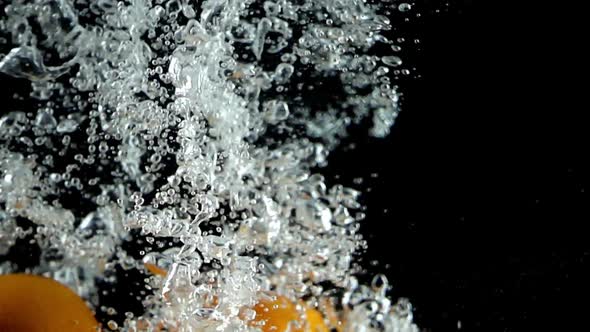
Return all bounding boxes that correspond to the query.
[399,3,413,12]
[35,110,57,131]
[56,119,78,133]
[263,100,290,124]
[274,63,294,84]
[382,55,403,67]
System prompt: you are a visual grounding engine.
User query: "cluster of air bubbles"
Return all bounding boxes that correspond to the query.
[1,0,418,331]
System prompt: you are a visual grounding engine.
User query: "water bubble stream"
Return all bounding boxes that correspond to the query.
[0,1,418,331]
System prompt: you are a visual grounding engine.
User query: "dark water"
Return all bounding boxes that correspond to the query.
[350,1,589,331]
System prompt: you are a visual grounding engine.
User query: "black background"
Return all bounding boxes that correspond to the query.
[324,1,588,331]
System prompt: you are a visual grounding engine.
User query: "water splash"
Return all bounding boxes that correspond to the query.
[0,0,417,331]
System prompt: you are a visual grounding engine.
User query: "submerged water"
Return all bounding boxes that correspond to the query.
[0,0,417,331]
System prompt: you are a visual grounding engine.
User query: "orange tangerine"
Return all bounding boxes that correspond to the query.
[143,262,337,332]
[252,295,329,332]
[0,274,99,332]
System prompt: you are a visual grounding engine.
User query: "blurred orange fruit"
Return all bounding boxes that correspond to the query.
[0,274,98,332]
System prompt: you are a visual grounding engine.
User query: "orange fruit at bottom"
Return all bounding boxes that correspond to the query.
[145,263,333,332]
[0,274,99,332]
[252,295,329,332]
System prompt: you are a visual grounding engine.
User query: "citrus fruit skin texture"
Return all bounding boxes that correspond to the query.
[0,274,98,332]
[252,295,329,332]
[145,263,168,277]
